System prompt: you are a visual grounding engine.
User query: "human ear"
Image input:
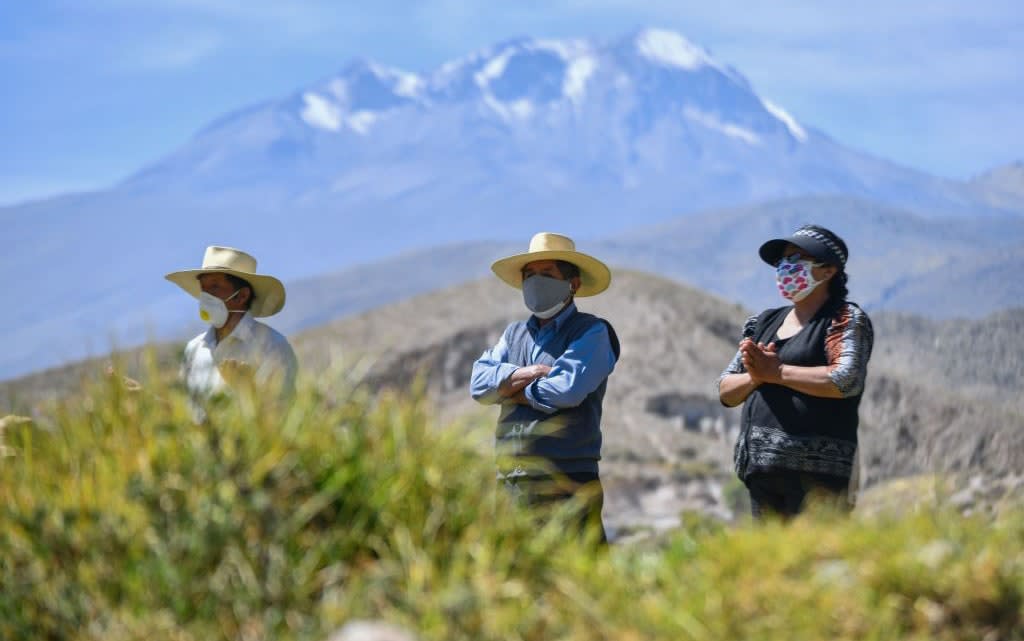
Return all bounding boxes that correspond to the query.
[570,276,581,294]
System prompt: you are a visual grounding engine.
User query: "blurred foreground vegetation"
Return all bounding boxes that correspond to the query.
[1,356,1022,641]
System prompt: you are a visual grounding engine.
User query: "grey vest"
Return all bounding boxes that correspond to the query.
[496,311,620,475]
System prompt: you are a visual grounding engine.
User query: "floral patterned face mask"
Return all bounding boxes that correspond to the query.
[775,254,824,302]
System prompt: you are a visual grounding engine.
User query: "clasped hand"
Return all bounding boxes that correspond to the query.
[740,338,782,384]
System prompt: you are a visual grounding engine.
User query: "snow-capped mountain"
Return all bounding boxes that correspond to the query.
[123,27,994,225]
[1,28,1019,380]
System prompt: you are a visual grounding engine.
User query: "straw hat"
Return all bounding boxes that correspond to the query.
[491,232,611,297]
[165,246,286,317]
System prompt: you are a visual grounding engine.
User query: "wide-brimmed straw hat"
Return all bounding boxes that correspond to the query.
[165,246,286,317]
[491,232,611,297]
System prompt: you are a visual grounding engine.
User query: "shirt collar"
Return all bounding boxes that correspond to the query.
[201,311,255,347]
[527,301,577,332]
[228,311,256,343]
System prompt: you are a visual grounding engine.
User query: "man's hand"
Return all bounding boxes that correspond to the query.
[498,364,552,399]
[218,359,256,389]
[740,339,782,384]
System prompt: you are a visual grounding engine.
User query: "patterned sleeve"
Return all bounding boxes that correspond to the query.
[825,303,874,398]
[715,315,759,394]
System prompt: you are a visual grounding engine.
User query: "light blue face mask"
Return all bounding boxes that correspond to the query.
[522,275,572,319]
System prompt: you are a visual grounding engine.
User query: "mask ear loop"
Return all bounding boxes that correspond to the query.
[224,288,248,314]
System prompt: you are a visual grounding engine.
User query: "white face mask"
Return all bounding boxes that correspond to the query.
[198,289,244,328]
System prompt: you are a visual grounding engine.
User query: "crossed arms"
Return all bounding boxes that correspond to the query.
[470,323,617,414]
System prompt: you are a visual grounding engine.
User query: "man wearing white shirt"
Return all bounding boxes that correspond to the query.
[166,246,297,420]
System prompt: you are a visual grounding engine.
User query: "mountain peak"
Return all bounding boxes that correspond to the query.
[290,28,804,135]
[296,58,424,134]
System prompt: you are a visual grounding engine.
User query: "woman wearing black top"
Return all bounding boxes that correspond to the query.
[718,225,874,519]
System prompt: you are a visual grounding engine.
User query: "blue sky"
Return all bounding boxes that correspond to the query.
[1,0,1021,206]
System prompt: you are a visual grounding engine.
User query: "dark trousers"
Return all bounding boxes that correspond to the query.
[746,470,850,520]
[502,471,607,544]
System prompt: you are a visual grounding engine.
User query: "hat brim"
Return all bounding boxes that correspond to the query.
[165,267,286,317]
[759,235,839,267]
[490,249,611,297]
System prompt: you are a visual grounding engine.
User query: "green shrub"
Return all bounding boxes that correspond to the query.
[1,353,1022,640]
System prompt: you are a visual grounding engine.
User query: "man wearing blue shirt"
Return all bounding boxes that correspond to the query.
[470,232,619,542]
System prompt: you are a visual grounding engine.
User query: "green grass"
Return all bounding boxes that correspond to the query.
[2,354,1022,641]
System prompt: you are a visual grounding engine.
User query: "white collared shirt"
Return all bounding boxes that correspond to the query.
[180,312,298,413]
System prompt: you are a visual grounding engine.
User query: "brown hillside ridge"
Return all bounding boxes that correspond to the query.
[0,345,180,409]
[4,269,1023,532]
[870,310,1024,416]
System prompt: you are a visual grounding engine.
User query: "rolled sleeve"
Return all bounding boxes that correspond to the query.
[825,304,874,398]
[470,329,519,404]
[524,322,616,412]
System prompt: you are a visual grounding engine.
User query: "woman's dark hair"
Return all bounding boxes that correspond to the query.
[225,274,255,309]
[802,224,849,303]
[828,270,849,303]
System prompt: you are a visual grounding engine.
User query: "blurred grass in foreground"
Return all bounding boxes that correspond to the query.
[1,351,1022,641]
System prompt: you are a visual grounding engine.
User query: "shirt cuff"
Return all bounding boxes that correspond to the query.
[523,380,559,414]
[476,363,521,403]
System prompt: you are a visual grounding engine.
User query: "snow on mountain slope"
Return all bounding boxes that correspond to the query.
[1,28,1019,379]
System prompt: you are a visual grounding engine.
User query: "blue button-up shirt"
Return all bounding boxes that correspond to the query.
[470,303,617,413]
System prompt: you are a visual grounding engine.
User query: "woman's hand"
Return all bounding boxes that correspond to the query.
[741,339,782,384]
